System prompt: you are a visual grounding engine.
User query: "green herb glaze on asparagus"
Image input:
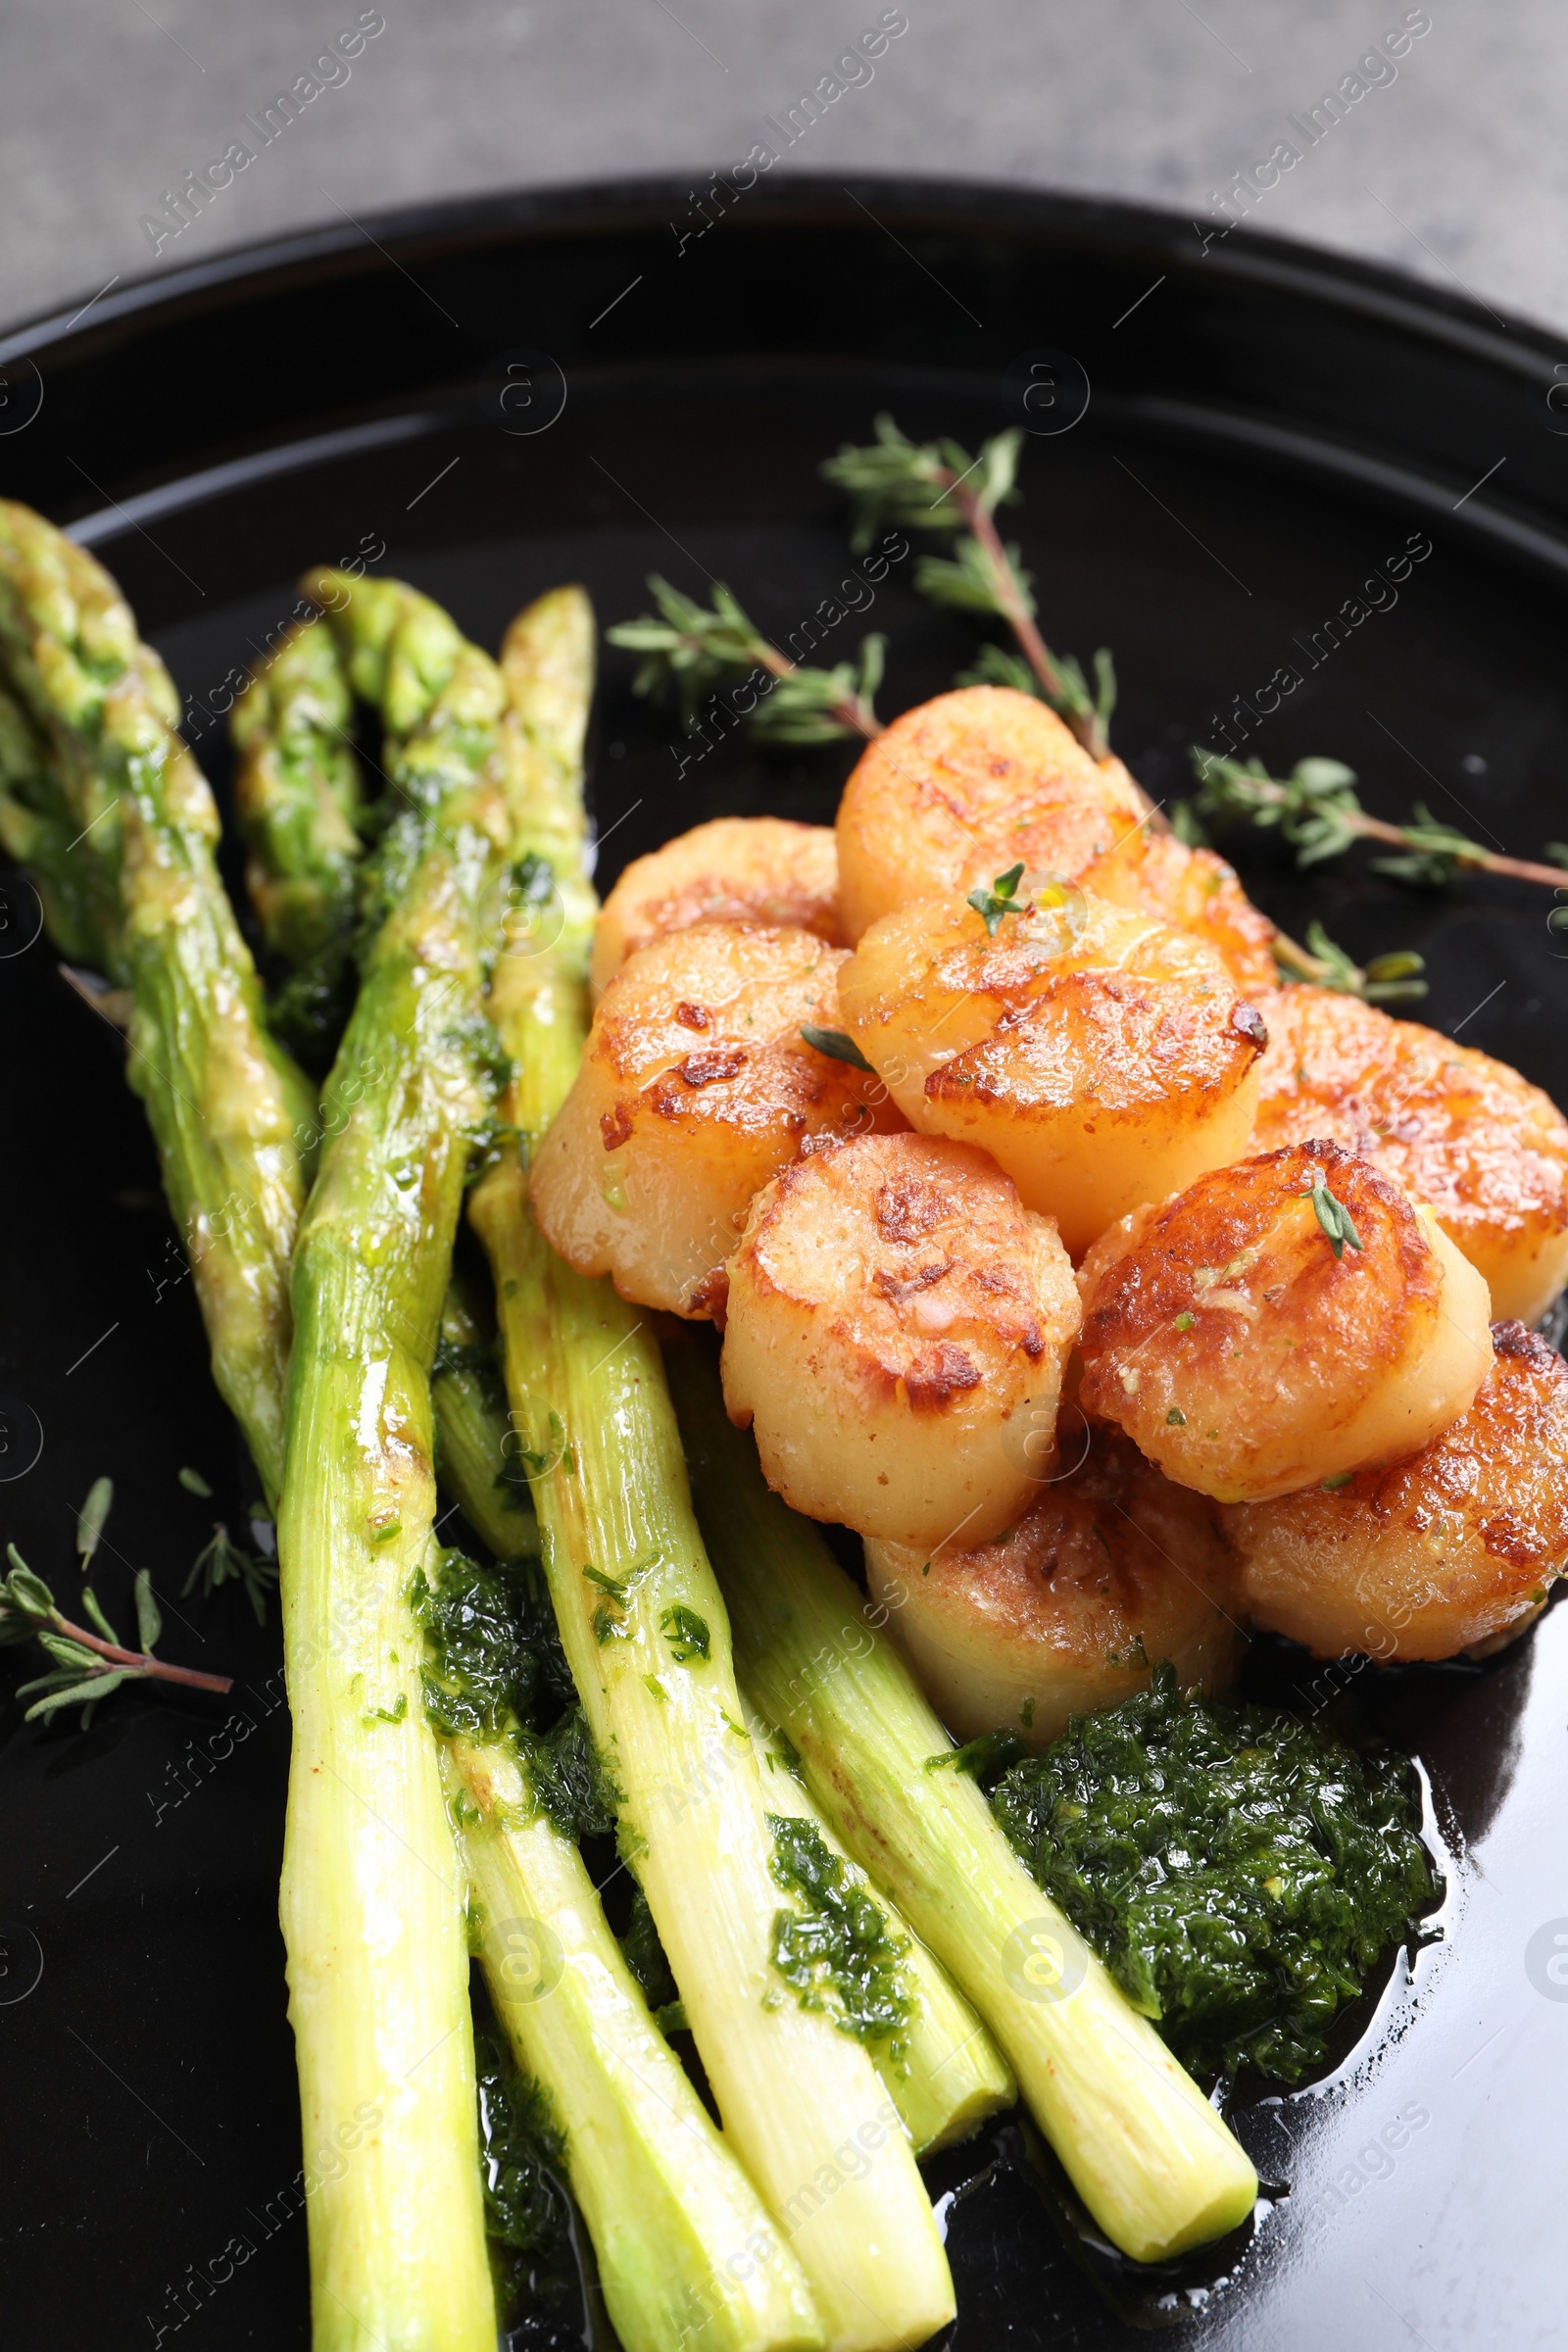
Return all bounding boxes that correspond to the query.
[432,1241,1011,2159]
[0,503,316,1498]
[663,1334,1261,2265]
[276,568,516,2352]
[446,1730,822,2352]
[468,591,955,2351]
[747,1701,1014,2156]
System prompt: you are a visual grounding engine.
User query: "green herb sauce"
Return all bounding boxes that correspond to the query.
[766,1814,911,2054]
[473,2012,572,2326]
[991,1662,1439,2082]
[414,1544,618,1841]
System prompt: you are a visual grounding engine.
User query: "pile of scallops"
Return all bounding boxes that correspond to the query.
[532,687,1568,1746]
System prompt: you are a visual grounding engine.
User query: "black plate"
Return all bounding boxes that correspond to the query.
[3,178,1566,2352]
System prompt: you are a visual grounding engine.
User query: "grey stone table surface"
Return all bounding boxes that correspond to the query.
[0,0,1565,341]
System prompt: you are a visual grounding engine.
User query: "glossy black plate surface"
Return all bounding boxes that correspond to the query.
[2,178,1566,2351]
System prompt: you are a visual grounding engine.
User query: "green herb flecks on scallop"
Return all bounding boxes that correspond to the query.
[767,1813,912,2056]
[990,1661,1439,2084]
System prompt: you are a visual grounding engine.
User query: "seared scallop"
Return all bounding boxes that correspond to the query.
[864,1425,1244,1746]
[1079,813,1280,997]
[833,683,1278,989]
[837,886,1268,1257]
[591,815,840,999]
[1227,1320,1568,1660]
[1076,1140,1494,1502]
[721,1132,1080,1550]
[530,921,901,1317]
[834,684,1142,944]
[1250,983,1568,1326]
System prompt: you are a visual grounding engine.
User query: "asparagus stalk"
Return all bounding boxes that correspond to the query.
[224,628,532,1570]
[276,568,516,2351]
[0,502,316,1499]
[230,612,366,964]
[0,674,110,968]
[434,1250,1010,2164]
[445,1729,822,2352]
[431,1271,540,1563]
[744,1699,1015,2156]
[470,594,956,2351]
[662,1334,1261,2266]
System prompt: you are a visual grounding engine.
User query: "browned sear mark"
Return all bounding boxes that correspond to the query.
[874,1179,949,1244]
[600,1103,634,1152]
[674,1001,710,1031]
[676,1047,748,1088]
[905,1340,982,1409]
[872,1259,953,1304]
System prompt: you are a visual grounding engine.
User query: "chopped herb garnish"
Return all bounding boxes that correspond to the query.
[661,1603,711,1663]
[800,1024,876,1073]
[925,1727,1025,1780]
[965,861,1027,937]
[1307,1171,1364,1260]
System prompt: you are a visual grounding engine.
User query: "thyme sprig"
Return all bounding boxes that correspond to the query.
[183,1521,279,1624]
[1190,749,1568,893]
[820,415,1116,757]
[606,575,885,744]
[1,1544,232,1725]
[1293,920,1428,1005]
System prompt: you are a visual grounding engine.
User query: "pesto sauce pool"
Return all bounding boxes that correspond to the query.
[990,1662,1439,2083]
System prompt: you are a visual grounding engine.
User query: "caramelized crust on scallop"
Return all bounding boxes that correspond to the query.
[591,816,840,998]
[1250,983,1568,1325]
[1076,1140,1494,1501]
[1082,811,1280,996]
[530,921,902,1317]
[721,1131,1080,1549]
[833,685,1278,988]
[835,685,1139,942]
[865,1426,1244,1747]
[1227,1320,1568,1660]
[837,887,1267,1256]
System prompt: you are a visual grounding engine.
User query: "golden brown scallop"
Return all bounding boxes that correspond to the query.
[1226,1319,1568,1660]
[1250,983,1568,1326]
[591,815,840,999]
[530,921,901,1317]
[1080,810,1280,997]
[864,1425,1245,1747]
[833,683,1279,990]
[721,1131,1080,1551]
[834,684,1141,942]
[837,886,1268,1257]
[1076,1139,1494,1502]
